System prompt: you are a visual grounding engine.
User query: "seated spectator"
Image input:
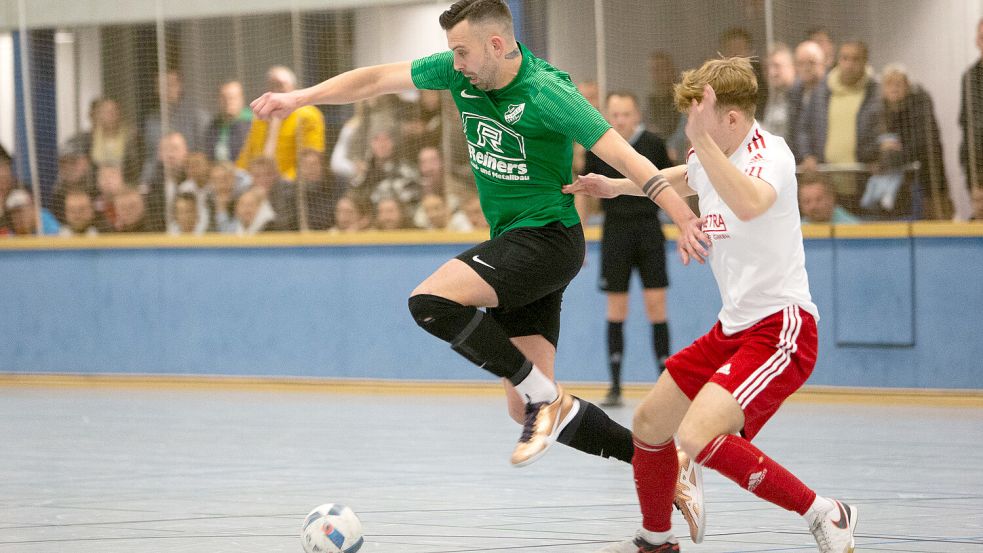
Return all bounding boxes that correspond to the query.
[63,97,140,184]
[872,64,950,219]
[248,157,298,231]
[398,90,444,162]
[419,192,472,232]
[237,65,325,180]
[645,52,688,163]
[807,26,837,71]
[959,18,983,193]
[788,40,827,164]
[460,193,488,230]
[112,188,149,233]
[330,192,372,233]
[374,196,408,230]
[231,187,276,235]
[799,171,860,224]
[330,100,369,187]
[296,148,337,231]
[352,125,420,208]
[801,40,881,208]
[0,149,15,230]
[60,190,101,236]
[168,192,204,236]
[142,131,189,232]
[179,151,212,232]
[203,80,252,162]
[413,146,467,228]
[2,189,60,236]
[52,144,96,222]
[93,163,126,229]
[720,26,768,113]
[140,69,209,183]
[762,43,796,137]
[205,161,246,233]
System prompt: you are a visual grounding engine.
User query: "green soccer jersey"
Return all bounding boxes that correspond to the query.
[411,43,612,237]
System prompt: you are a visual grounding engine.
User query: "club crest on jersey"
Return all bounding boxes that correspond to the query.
[504,103,526,124]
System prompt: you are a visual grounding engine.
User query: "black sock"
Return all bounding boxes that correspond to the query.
[652,322,669,372]
[557,398,634,463]
[607,321,624,393]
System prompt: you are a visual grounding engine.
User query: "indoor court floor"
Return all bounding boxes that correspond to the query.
[1,384,981,552]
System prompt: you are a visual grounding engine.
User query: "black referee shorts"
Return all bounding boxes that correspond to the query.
[455,222,584,348]
[599,217,669,293]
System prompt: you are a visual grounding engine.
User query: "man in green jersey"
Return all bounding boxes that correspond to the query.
[251,0,709,467]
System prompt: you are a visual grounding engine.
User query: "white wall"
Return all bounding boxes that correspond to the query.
[353,3,449,68]
[0,0,434,31]
[0,32,13,154]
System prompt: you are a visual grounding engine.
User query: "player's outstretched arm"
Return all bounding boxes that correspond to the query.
[251,61,416,120]
[586,129,709,265]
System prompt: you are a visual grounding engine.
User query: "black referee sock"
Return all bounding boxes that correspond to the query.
[607,321,624,393]
[557,397,634,463]
[652,322,669,372]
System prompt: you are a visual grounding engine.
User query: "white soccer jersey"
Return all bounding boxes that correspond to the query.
[686,122,819,335]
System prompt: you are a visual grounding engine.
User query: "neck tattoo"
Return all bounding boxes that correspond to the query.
[504,48,520,60]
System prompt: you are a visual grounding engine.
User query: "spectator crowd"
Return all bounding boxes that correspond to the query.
[1,19,982,237]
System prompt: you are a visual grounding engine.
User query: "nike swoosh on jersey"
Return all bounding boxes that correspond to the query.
[472,255,496,270]
[460,90,480,99]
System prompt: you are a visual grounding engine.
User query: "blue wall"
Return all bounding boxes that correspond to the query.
[1,236,981,389]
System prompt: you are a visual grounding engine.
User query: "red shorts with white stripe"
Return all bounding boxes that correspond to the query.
[665,305,817,440]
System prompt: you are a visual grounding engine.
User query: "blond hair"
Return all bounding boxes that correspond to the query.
[674,57,758,119]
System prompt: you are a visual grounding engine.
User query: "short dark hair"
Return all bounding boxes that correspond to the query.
[720,27,752,46]
[439,0,513,31]
[839,40,869,62]
[798,171,833,194]
[606,90,641,108]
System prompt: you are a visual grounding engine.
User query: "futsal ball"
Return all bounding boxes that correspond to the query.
[301,503,364,553]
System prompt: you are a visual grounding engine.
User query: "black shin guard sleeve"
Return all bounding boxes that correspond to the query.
[408,294,528,380]
[557,398,635,463]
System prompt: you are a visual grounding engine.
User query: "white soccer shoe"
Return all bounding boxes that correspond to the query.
[809,499,858,553]
[673,449,705,543]
[595,531,680,552]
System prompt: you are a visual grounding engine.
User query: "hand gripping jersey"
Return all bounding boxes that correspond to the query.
[411,43,611,237]
[686,122,819,334]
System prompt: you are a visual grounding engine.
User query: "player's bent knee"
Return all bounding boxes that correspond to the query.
[632,405,671,444]
[676,427,715,461]
[407,293,475,343]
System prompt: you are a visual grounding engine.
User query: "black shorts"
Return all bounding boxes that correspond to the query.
[599,216,669,293]
[455,222,585,347]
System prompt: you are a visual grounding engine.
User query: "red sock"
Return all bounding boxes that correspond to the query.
[697,434,816,515]
[632,436,678,532]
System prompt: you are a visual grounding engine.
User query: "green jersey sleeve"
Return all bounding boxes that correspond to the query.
[537,80,611,150]
[410,51,455,90]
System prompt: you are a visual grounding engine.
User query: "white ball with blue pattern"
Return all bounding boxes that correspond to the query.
[301,503,364,553]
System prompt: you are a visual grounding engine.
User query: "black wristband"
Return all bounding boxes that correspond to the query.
[642,174,670,203]
[648,181,671,203]
[641,175,662,196]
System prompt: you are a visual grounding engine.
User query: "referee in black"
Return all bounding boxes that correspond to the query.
[579,91,672,407]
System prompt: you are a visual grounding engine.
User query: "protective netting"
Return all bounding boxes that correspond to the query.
[0,0,980,237]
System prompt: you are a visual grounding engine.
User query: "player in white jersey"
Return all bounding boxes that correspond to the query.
[565,57,858,553]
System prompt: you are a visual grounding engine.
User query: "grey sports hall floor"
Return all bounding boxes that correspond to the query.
[1,381,981,552]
